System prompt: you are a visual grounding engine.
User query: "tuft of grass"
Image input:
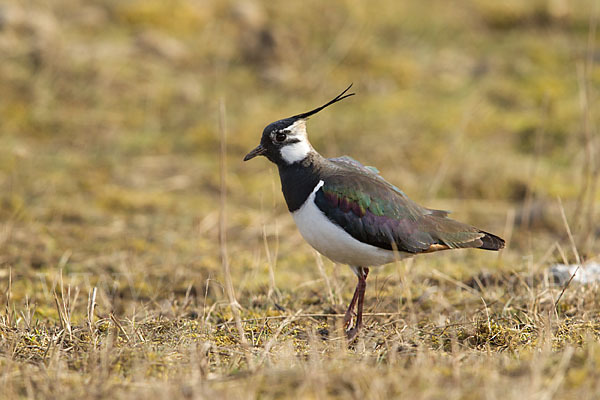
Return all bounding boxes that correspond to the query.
[1,0,599,398]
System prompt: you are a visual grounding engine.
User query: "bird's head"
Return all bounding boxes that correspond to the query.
[244,84,355,166]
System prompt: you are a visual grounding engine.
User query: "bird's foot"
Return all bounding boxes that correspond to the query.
[344,308,361,341]
[345,324,361,341]
[343,309,355,329]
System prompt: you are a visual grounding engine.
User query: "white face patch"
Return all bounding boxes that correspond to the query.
[280,140,312,164]
[277,119,313,164]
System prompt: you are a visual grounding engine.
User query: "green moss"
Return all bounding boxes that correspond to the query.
[1,0,599,397]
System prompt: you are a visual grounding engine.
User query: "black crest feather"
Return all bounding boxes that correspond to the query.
[292,84,355,120]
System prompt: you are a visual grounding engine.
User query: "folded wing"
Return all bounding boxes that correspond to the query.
[316,157,504,253]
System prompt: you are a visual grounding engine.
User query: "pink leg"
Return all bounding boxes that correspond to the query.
[345,267,369,341]
[343,284,360,328]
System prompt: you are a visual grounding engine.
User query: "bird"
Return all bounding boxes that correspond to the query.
[244,84,505,340]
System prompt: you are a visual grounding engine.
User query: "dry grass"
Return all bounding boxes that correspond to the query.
[1,0,600,398]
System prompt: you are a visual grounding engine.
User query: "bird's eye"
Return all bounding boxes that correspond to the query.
[275,132,287,142]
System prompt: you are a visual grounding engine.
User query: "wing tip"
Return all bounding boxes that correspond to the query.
[478,231,505,251]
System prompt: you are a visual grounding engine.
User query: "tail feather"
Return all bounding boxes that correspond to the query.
[478,231,505,251]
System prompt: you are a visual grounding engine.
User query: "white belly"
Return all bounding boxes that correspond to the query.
[291,180,408,267]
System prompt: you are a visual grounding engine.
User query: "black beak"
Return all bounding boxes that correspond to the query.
[243,144,266,161]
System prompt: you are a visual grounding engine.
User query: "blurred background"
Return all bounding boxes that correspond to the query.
[0,0,598,315]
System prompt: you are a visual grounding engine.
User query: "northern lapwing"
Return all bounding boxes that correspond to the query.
[244,85,505,340]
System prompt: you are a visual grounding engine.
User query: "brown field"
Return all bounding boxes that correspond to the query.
[1,0,600,398]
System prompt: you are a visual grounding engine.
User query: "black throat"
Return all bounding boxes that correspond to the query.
[277,154,324,212]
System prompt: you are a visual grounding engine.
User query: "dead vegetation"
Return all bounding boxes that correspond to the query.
[1,0,599,398]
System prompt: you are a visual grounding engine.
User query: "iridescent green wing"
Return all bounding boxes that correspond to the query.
[316,157,499,253]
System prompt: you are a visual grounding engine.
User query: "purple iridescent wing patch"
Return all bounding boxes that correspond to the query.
[315,157,486,253]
